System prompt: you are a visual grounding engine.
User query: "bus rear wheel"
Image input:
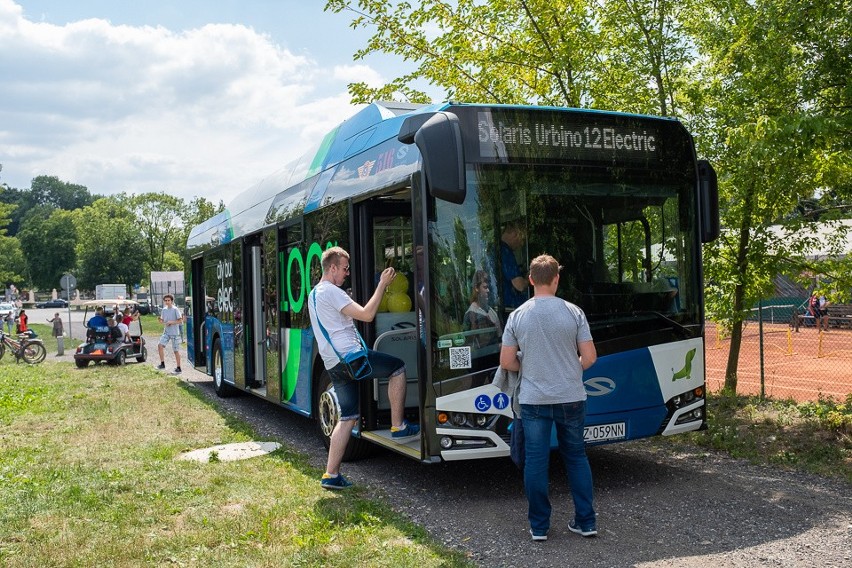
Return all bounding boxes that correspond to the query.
[315,369,372,461]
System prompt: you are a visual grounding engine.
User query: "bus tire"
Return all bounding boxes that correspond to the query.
[212,338,236,397]
[315,369,372,462]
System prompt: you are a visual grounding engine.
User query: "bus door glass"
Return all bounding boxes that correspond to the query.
[246,237,267,394]
[370,211,420,415]
[279,222,304,408]
[262,227,279,400]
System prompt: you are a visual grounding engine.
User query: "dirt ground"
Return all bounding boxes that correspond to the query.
[706,321,852,402]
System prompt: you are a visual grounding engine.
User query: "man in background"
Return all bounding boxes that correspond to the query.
[156,294,184,374]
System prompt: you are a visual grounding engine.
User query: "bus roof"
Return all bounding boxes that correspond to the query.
[186,101,682,254]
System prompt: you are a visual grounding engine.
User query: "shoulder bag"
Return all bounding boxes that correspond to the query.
[311,289,373,380]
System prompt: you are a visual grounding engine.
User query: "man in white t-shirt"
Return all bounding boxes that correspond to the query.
[308,246,419,490]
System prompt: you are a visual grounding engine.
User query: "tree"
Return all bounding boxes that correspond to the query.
[326,0,692,117]
[17,206,77,291]
[0,198,25,289]
[128,192,188,274]
[29,175,99,211]
[73,198,146,291]
[0,176,99,236]
[689,0,852,391]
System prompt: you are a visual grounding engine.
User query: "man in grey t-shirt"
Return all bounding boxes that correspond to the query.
[156,294,184,374]
[500,254,598,542]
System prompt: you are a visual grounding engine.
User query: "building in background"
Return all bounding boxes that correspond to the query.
[150,271,185,309]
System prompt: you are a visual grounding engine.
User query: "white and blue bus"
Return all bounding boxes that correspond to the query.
[186,101,719,463]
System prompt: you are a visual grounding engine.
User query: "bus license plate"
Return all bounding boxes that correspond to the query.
[584,422,626,443]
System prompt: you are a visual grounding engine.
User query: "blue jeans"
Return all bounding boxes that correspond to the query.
[520,401,595,535]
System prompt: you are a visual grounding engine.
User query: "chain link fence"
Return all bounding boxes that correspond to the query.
[706,300,852,402]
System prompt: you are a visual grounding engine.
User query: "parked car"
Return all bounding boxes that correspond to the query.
[0,302,16,318]
[35,298,69,309]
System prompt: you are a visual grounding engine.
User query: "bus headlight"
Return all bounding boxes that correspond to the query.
[440,436,453,449]
[451,413,468,426]
[474,414,488,427]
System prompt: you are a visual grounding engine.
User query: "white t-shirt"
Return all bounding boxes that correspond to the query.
[308,280,359,370]
[117,321,129,339]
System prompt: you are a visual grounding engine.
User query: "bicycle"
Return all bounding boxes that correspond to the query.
[0,330,47,364]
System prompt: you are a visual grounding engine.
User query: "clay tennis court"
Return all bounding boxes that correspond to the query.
[705,321,852,402]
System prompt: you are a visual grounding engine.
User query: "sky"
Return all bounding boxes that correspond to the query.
[0,0,436,205]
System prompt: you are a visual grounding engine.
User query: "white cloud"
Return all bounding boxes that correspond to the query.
[0,0,371,204]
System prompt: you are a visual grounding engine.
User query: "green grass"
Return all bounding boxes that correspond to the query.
[0,362,474,567]
[660,391,852,483]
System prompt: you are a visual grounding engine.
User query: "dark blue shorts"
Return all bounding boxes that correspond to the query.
[327,349,405,420]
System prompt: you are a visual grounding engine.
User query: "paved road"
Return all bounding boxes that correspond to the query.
[163,362,851,568]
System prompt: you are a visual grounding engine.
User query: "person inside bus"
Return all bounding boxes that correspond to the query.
[463,270,502,348]
[500,221,529,310]
[308,246,419,490]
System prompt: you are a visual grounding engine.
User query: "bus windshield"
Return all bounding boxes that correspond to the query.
[428,161,699,385]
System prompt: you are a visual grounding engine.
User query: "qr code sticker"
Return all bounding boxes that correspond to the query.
[449,346,472,369]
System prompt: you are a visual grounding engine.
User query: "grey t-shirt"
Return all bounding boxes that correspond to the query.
[160,305,183,337]
[502,296,593,405]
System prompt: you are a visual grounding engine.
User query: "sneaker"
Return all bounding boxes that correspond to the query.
[391,421,420,438]
[172,367,182,374]
[321,473,353,490]
[568,520,597,537]
[157,362,166,370]
[530,529,548,542]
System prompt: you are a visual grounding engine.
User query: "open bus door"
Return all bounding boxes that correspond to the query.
[241,228,280,400]
[352,196,423,460]
[188,258,205,370]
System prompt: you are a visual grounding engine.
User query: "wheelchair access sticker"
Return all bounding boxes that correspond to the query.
[474,392,510,412]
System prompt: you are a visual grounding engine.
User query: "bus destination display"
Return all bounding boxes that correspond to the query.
[476,110,661,162]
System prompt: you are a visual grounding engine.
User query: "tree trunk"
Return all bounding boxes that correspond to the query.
[724,285,746,392]
[724,183,756,392]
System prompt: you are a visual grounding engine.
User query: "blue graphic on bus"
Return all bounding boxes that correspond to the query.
[475,394,492,412]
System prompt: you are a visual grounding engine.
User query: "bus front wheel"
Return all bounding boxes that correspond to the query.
[315,369,372,461]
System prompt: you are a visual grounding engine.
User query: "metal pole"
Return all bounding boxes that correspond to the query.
[67,288,72,341]
[758,299,765,399]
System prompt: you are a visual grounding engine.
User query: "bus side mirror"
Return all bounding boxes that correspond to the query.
[398,111,466,204]
[698,160,720,243]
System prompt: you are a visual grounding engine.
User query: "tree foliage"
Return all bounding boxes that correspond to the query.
[0,176,99,237]
[73,198,146,291]
[129,192,187,273]
[17,206,78,291]
[325,0,692,116]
